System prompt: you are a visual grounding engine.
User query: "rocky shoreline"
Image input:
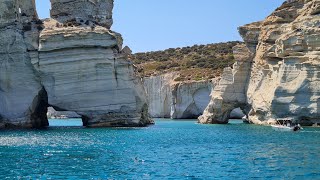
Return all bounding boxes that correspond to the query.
[137,0,320,126]
[1,0,320,128]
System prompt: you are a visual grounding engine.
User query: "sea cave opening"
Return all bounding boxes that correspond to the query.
[228,107,247,124]
[47,107,83,127]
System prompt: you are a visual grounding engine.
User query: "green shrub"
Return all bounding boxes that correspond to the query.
[129,41,243,80]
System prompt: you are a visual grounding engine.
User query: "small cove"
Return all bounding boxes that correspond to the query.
[0,119,319,179]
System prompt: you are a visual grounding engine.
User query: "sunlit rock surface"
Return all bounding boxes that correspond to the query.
[171,81,213,119]
[144,73,213,119]
[143,73,177,118]
[243,0,320,125]
[199,0,320,126]
[0,0,48,128]
[0,0,151,128]
[198,44,253,124]
[36,0,151,127]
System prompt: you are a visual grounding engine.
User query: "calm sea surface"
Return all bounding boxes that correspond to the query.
[0,119,320,179]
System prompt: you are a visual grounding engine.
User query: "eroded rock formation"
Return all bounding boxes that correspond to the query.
[198,44,253,124]
[243,0,320,125]
[0,0,152,128]
[171,81,213,119]
[200,0,320,126]
[0,0,48,128]
[47,107,81,119]
[144,73,214,119]
[50,0,113,29]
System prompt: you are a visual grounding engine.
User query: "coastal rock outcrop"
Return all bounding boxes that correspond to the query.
[0,0,152,128]
[243,0,320,125]
[38,0,151,127]
[200,0,320,126]
[0,0,48,128]
[144,73,213,119]
[198,44,253,124]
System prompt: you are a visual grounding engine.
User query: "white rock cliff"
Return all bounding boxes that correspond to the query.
[0,0,47,128]
[200,0,320,126]
[198,44,253,124]
[0,0,152,128]
[144,73,213,119]
[244,0,320,125]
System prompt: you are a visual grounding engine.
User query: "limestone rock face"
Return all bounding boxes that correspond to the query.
[0,0,37,26]
[0,0,48,128]
[238,22,261,53]
[47,107,81,119]
[243,0,320,125]
[144,73,213,119]
[36,3,151,127]
[198,44,253,124]
[143,73,178,118]
[0,0,151,128]
[50,0,113,29]
[171,81,213,119]
[199,0,320,126]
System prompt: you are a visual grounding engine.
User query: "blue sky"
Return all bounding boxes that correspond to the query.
[36,0,284,53]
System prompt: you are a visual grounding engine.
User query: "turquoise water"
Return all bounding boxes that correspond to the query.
[49,118,83,127]
[0,119,320,179]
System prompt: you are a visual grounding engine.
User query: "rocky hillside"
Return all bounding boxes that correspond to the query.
[129,41,242,81]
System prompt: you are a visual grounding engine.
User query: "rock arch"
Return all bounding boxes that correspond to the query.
[37,0,150,127]
[230,107,246,119]
[198,44,253,124]
[0,0,152,128]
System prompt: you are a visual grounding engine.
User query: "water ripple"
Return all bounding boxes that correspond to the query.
[0,119,320,179]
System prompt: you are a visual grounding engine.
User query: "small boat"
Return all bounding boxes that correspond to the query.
[271,120,302,132]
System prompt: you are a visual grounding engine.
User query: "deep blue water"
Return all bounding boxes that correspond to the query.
[0,119,320,179]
